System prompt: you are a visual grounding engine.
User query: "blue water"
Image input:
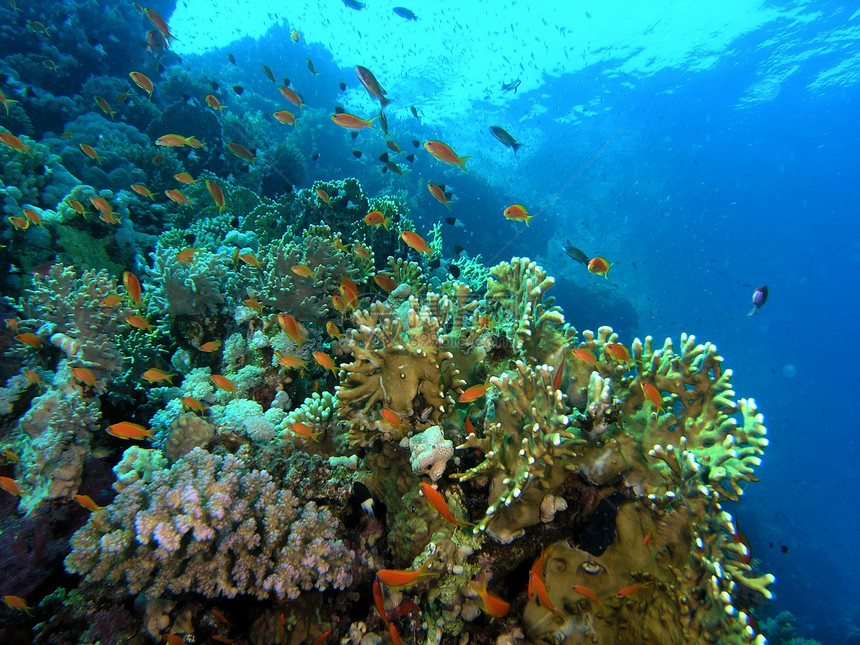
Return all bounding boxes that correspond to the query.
[3,0,858,640]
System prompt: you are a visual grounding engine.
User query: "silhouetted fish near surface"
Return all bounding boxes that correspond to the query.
[490,125,523,153]
[748,286,768,316]
[410,105,419,119]
[339,81,347,91]
[564,241,589,264]
[342,0,365,9]
[501,79,521,93]
[393,7,417,20]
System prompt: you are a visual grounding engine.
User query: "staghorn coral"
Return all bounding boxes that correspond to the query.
[65,446,358,601]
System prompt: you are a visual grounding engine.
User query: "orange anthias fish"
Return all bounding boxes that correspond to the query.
[355,65,391,108]
[129,71,154,99]
[419,482,472,527]
[276,353,306,370]
[181,396,206,412]
[401,231,432,255]
[331,113,376,129]
[587,256,612,278]
[8,216,29,230]
[205,94,224,111]
[376,562,438,588]
[326,321,343,340]
[387,624,403,645]
[571,584,604,607]
[605,342,635,365]
[0,476,22,496]
[379,408,404,431]
[79,143,101,164]
[571,347,599,366]
[91,196,117,221]
[243,298,263,313]
[289,422,322,442]
[0,132,33,157]
[175,247,199,262]
[199,340,221,352]
[315,187,331,204]
[16,332,42,348]
[278,86,304,108]
[331,294,348,316]
[142,368,175,383]
[206,180,226,212]
[277,313,308,348]
[0,88,19,116]
[616,583,646,597]
[374,274,397,294]
[427,183,451,208]
[364,210,391,228]
[227,142,257,164]
[156,134,193,148]
[174,172,196,185]
[123,271,143,306]
[238,253,262,268]
[74,494,102,511]
[125,314,152,330]
[2,595,31,614]
[504,203,533,225]
[290,264,314,278]
[67,199,87,216]
[372,578,388,623]
[94,95,116,119]
[273,110,296,125]
[459,380,491,403]
[165,189,191,205]
[70,367,98,386]
[210,374,236,392]
[469,573,510,618]
[131,183,154,200]
[107,421,154,441]
[424,140,469,170]
[290,30,300,43]
[144,7,177,48]
[640,382,664,412]
[340,276,359,309]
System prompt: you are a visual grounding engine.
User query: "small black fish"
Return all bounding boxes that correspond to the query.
[283,181,294,193]
[350,131,359,139]
[489,125,523,153]
[393,6,417,20]
[306,59,317,76]
[444,217,464,228]
[449,264,460,278]
[378,152,390,162]
[564,241,589,264]
[452,244,464,255]
[228,52,237,65]
[352,150,362,158]
[748,286,768,316]
[342,0,365,9]
[405,154,415,162]
[180,92,192,103]
[781,544,789,554]
[428,256,441,270]
[283,77,291,86]
[311,152,320,161]
[412,139,420,148]
[210,80,220,91]
[410,105,419,119]
[334,106,345,114]
[339,81,347,91]
[233,84,245,95]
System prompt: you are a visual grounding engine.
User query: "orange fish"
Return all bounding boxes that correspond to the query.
[642,530,653,546]
[291,264,314,278]
[605,342,635,365]
[151,153,165,165]
[123,271,143,306]
[163,635,186,645]
[181,396,206,412]
[571,347,598,366]
[340,276,359,309]
[464,408,476,436]
[289,422,322,442]
[144,7,176,48]
[142,368,175,383]
[528,570,561,616]
[156,134,192,148]
[23,370,42,386]
[71,367,98,386]
[67,199,87,216]
[331,294,348,316]
[206,180,226,212]
[74,494,102,511]
[165,189,191,205]
[174,172,196,185]
[277,313,308,348]
[205,94,224,111]
[210,608,232,625]
[375,562,437,588]
[131,184,154,200]
[210,374,236,392]
[129,71,154,98]
[15,332,42,348]
[0,132,33,157]
[372,578,388,624]
[353,245,371,260]
[640,382,664,412]
[571,584,603,607]
[99,210,121,225]
[331,113,376,129]
[186,137,205,149]
[427,183,451,208]
[79,143,101,164]
[116,91,130,104]
[424,140,469,170]
[326,321,343,339]
[0,476,22,496]
[20,209,40,226]
[227,142,256,164]
[379,408,404,431]
[107,421,154,441]
[2,595,31,614]
[385,140,402,154]
[469,573,510,618]
[94,95,115,119]
[355,65,391,108]
[553,356,566,391]
[275,353,306,370]
[313,351,337,372]
[387,624,403,645]
[243,298,263,313]
[587,256,612,278]
[419,482,472,527]
[400,231,432,255]
[238,253,262,268]
[278,86,304,108]
[7,216,29,231]
[315,187,331,204]
[373,274,397,293]
[5,317,18,332]
[0,88,19,116]
[90,196,115,218]
[364,210,391,228]
[616,583,646,597]
[175,247,198,262]
[125,314,152,330]
[199,340,221,352]
[459,380,490,403]
[211,636,238,644]
[273,110,296,125]
[503,203,532,225]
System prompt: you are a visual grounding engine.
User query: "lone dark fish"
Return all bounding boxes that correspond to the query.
[232,85,244,95]
[393,7,417,20]
[356,65,390,108]
[306,59,317,76]
[501,79,521,93]
[342,0,365,9]
[262,64,276,83]
[339,81,347,91]
[490,125,522,153]
[748,286,768,316]
[410,105,419,119]
[228,53,237,65]
[378,109,389,135]
[564,241,589,265]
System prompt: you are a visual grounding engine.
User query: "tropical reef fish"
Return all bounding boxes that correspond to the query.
[331,112,375,129]
[459,380,491,403]
[210,374,236,392]
[129,71,154,99]
[290,30,300,43]
[748,286,768,316]
[0,132,33,157]
[489,125,522,153]
[122,271,143,305]
[571,347,598,366]
[290,422,322,442]
[71,367,98,386]
[144,8,176,49]
[273,110,296,125]
[16,333,42,348]
[342,0,365,9]
[0,88,19,115]
[156,134,194,148]
[0,476,22,496]
[165,189,191,205]
[376,562,438,588]
[501,78,521,93]
[393,7,418,20]
[142,368,175,383]
[587,256,612,278]
[131,184,154,200]
[227,142,256,164]
[419,483,472,527]
[313,351,337,373]
[2,595,31,614]
[306,59,317,76]
[199,340,221,352]
[277,313,309,348]
[124,314,152,330]
[74,494,102,511]
[205,94,224,111]
[206,180,226,212]
[79,143,100,164]
[364,210,391,228]
[605,342,635,365]
[571,584,604,607]
[424,140,469,170]
[279,86,304,109]
[469,573,510,618]
[262,64,276,83]
[107,422,154,441]
[355,65,390,108]
[504,203,532,225]
[94,95,116,119]
[401,231,431,255]
[428,183,451,208]
[564,241,589,264]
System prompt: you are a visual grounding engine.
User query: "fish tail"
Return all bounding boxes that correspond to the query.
[379,96,392,109]
[512,142,523,154]
[457,156,471,171]
[747,307,758,316]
